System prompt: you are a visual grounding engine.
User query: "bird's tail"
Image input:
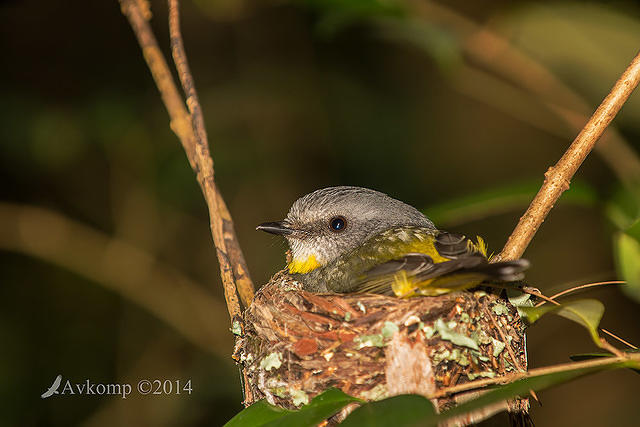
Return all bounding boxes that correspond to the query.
[472,258,530,282]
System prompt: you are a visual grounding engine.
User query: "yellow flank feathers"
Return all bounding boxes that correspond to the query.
[288,255,321,274]
[388,236,449,263]
[473,236,488,257]
[391,270,414,297]
[388,233,493,298]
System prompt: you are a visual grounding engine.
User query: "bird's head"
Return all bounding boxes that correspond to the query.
[257,186,435,274]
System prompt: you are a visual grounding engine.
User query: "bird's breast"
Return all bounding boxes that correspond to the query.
[288,254,322,274]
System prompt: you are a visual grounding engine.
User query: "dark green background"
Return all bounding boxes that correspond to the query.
[2,0,639,425]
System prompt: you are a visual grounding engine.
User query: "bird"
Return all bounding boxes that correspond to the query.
[41,374,62,399]
[257,186,528,297]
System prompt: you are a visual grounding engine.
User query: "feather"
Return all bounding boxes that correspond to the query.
[351,231,529,297]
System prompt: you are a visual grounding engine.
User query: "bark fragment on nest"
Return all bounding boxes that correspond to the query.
[234,270,529,422]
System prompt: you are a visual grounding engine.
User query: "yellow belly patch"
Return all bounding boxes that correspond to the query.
[288,255,321,274]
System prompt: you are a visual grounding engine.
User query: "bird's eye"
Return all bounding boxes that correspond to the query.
[329,216,347,232]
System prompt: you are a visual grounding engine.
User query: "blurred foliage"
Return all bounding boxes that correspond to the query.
[300,0,404,36]
[1,0,640,426]
[498,3,640,130]
[225,388,361,427]
[424,179,597,227]
[614,226,640,303]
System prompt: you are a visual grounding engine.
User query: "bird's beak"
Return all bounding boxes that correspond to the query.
[256,221,293,236]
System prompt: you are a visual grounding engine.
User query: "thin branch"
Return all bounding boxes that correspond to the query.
[449,64,640,192]
[168,0,208,152]
[165,0,240,321]
[119,0,196,163]
[514,285,560,306]
[521,285,635,351]
[534,281,625,307]
[495,50,640,261]
[404,0,640,260]
[119,0,255,321]
[430,352,640,399]
[216,191,256,308]
[601,329,638,350]
[168,0,255,310]
[598,338,624,357]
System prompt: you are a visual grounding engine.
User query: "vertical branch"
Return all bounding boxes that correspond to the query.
[119,0,197,164]
[119,0,255,322]
[167,0,256,310]
[165,0,241,320]
[496,50,640,261]
[168,0,209,153]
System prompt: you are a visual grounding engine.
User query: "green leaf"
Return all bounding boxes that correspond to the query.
[506,289,534,308]
[519,299,604,345]
[341,394,437,427]
[224,388,361,427]
[342,357,640,426]
[614,232,640,304]
[424,180,596,227]
[438,356,640,422]
[518,304,553,324]
[225,401,290,427]
[555,300,604,345]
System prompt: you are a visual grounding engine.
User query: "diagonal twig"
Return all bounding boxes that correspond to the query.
[534,281,625,307]
[601,329,638,350]
[167,1,254,309]
[495,50,640,261]
[404,0,640,261]
[408,0,640,193]
[431,352,640,399]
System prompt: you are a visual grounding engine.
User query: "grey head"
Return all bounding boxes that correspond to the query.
[257,186,435,269]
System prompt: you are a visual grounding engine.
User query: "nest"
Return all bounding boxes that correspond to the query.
[234,270,530,425]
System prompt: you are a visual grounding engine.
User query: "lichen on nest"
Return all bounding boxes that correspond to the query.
[234,270,528,419]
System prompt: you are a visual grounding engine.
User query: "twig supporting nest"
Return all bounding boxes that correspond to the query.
[119,0,256,321]
[235,272,529,424]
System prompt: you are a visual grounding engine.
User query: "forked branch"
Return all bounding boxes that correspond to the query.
[119,0,255,321]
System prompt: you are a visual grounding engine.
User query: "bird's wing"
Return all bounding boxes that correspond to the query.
[352,232,528,296]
